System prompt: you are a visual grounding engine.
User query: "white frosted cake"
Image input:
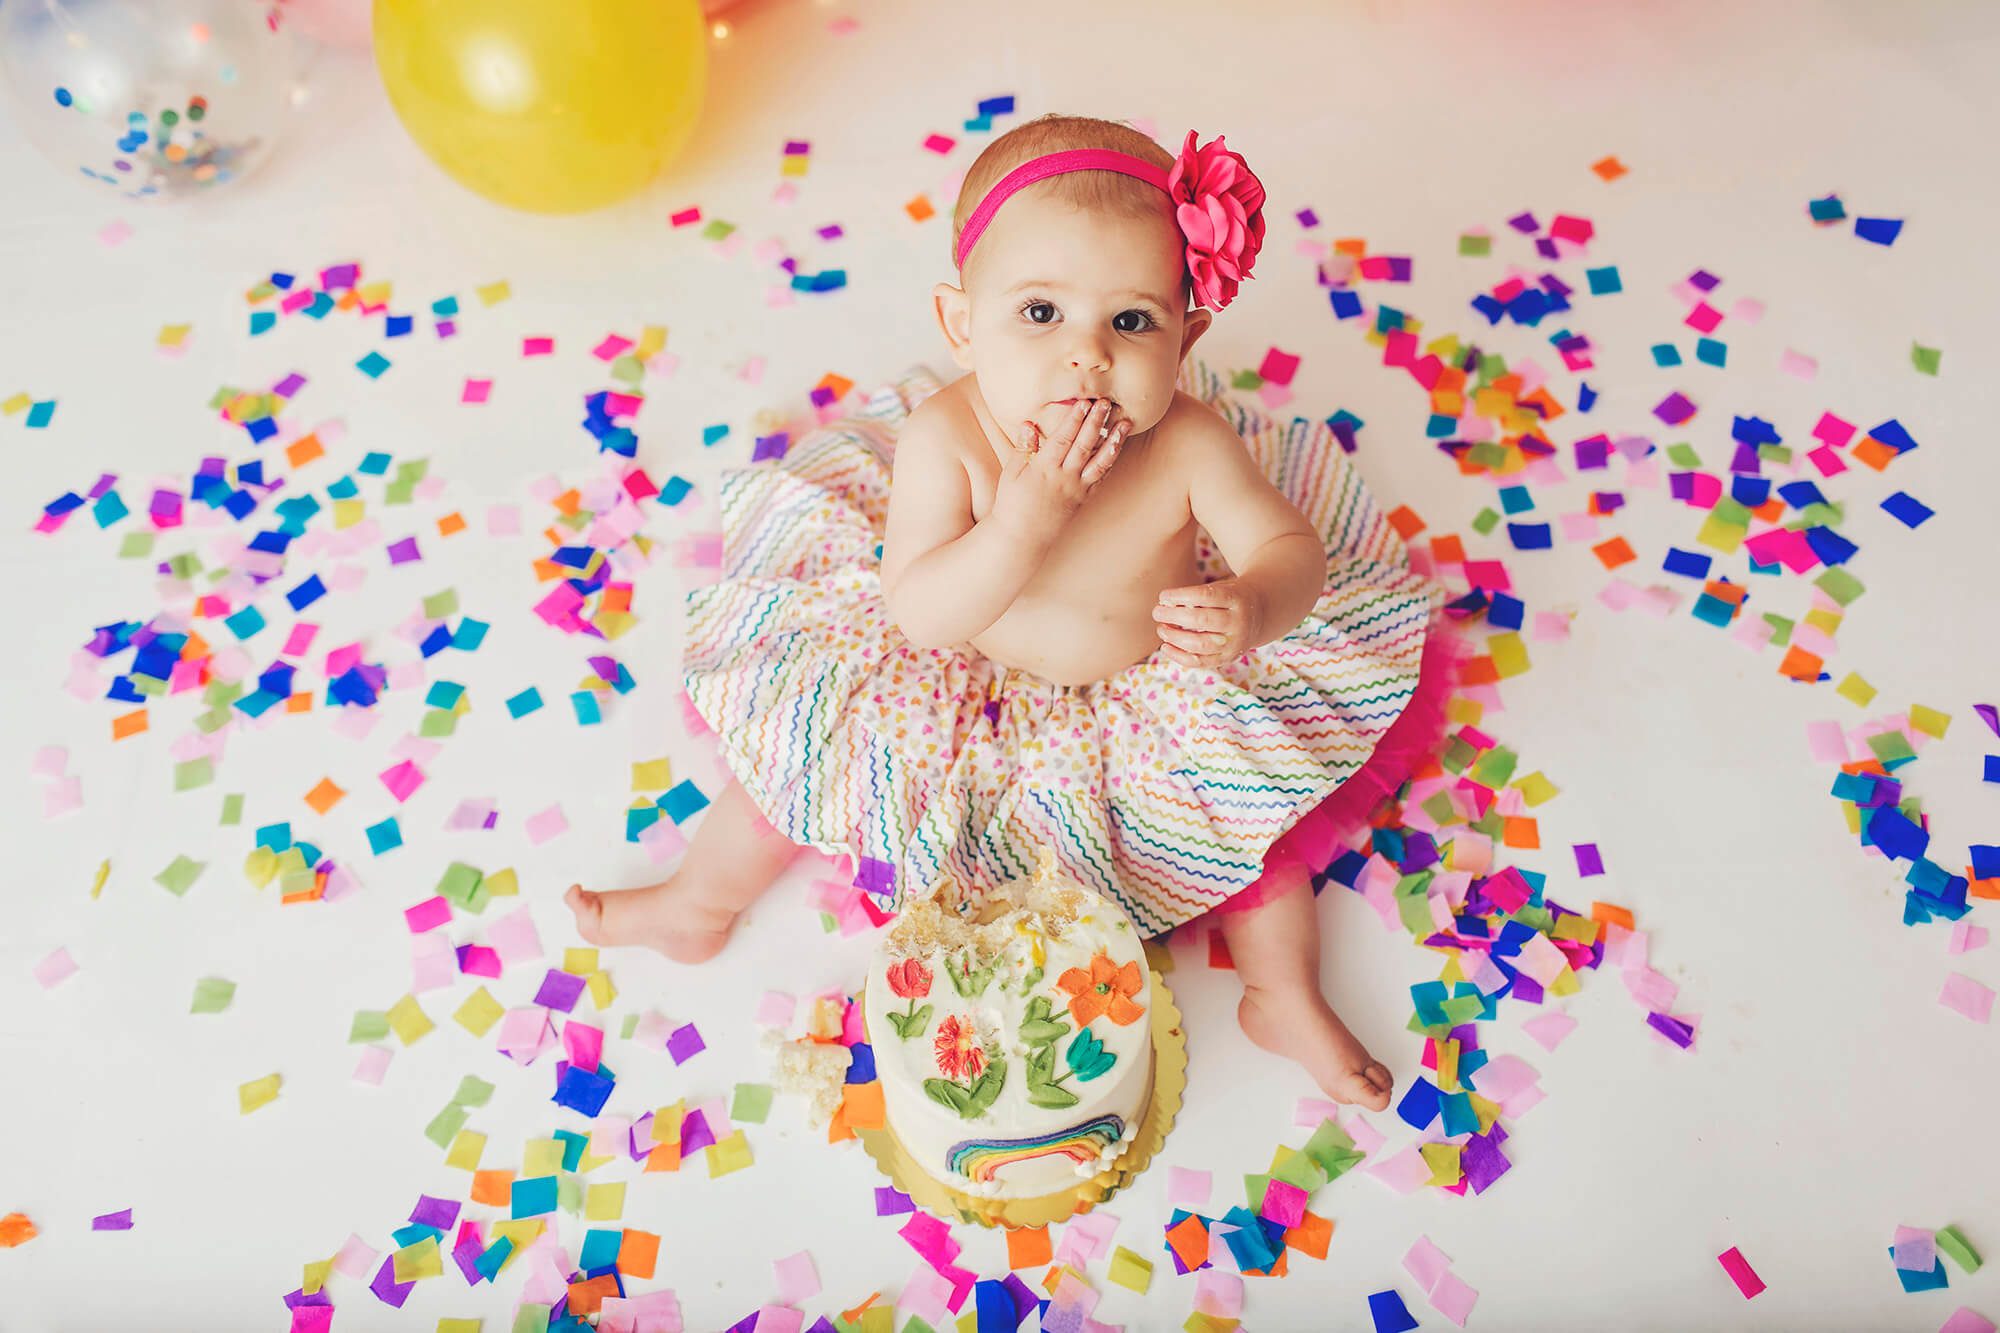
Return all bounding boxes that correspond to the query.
[863,850,1154,1200]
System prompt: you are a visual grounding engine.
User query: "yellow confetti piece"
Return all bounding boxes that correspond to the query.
[1420,1142,1462,1187]
[587,970,616,1010]
[387,994,434,1045]
[1487,631,1531,678]
[445,1130,486,1171]
[523,1139,564,1177]
[4,392,37,415]
[1910,704,1951,739]
[355,280,394,307]
[392,1235,442,1283]
[301,1258,332,1295]
[1835,673,1876,707]
[156,323,192,349]
[705,1129,753,1177]
[239,1073,282,1114]
[1804,607,1843,635]
[1108,1246,1153,1293]
[1512,771,1560,806]
[483,868,519,897]
[584,1182,626,1220]
[454,987,503,1038]
[637,325,668,359]
[437,1320,482,1333]
[475,280,512,306]
[90,859,110,899]
[563,947,599,975]
[630,758,671,791]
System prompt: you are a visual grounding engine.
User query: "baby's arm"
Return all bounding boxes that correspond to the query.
[879,401,1058,650]
[1176,409,1325,647]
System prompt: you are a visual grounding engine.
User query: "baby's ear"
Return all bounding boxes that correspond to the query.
[1178,306,1214,361]
[932,281,975,370]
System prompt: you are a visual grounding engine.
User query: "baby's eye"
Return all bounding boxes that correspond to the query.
[1021,301,1058,325]
[1113,310,1157,334]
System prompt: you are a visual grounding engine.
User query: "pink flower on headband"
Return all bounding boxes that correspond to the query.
[1167,132,1267,311]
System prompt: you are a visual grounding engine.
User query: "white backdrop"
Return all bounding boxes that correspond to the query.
[3,2,1998,1330]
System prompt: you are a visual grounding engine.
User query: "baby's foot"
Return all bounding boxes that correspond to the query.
[564,877,739,965]
[1237,982,1395,1112]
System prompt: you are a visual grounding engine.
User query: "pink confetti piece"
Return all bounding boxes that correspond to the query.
[43,776,83,817]
[1294,1096,1342,1128]
[1717,1246,1765,1298]
[1167,1166,1212,1208]
[522,336,555,357]
[1894,1226,1937,1272]
[525,804,568,846]
[669,206,702,227]
[1193,1271,1242,1319]
[1948,923,1988,954]
[827,15,858,34]
[1521,1012,1578,1052]
[33,947,77,989]
[922,132,956,154]
[1940,973,1994,1024]
[31,745,68,778]
[333,1234,378,1279]
[1427,1270,1480,1327]
[1779,349,1818,381]
[592,335,635,361]
[1941,1309,1998,1333]
[353,1045,393,1085]
[1403,1235,1452,1293]
[754,991,796,1028]
[98,219,132,246]
[772,1251,820,1304]
[461,379,492,404]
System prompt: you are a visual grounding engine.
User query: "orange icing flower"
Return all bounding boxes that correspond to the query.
[1056,953,1145,1027]
[933,1014,987,1082]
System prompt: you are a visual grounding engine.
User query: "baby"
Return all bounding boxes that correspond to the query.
[569,115,1446,1112]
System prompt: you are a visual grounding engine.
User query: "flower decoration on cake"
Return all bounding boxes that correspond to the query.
[883,958,934,1039]
[1057,952,1146,1027]
[924,1014,1006,1120]
[933,1014,987,1083]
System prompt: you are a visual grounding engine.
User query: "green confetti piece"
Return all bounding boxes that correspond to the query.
[730,1082,774,1124]
[190,977,236,1014]
[418,710,459,738]
[349,1010,390,1043]
[1230,369,1264,391]
[1470,508,1501,536]
[172,757,213,791]
[512,1307,552,1333]
[422,588,460,619]
[1458,233,1491,257]
[1911,343,1941,376]
[117,531,156,559]
[1936,1224,1982,1273]
[220,793,244,825]
[1666,442,1703,468]
[424,1103,469,1150]
[437,862,484,906]
[452,1075,495,1108]
[154,855,205,896]
[1814,567,1865,606]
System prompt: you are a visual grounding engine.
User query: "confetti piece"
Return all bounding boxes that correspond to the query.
[1367,1289,1419,1333]
[1912,343,1942,376]
[32,947,77,989]
[191,977,236,1013]
[1940,974,1994,1023]
[239,1073,282,1114]
[91,1209,133,1231]
[1718,1246,1765,1298]
[0,1213,37,1247]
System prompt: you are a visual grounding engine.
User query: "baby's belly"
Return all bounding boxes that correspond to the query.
[964,533,1204,687]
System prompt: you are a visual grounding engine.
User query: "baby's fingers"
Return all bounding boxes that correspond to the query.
[1080,423,1127,484]
[1062,400,1115,472]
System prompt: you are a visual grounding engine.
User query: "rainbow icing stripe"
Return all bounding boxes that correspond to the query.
[946,1115,1126,1183]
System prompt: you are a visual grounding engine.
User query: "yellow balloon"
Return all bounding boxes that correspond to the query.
[373,0,705,214]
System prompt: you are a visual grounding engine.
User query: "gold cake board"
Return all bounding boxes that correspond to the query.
[856,969,1186,1229]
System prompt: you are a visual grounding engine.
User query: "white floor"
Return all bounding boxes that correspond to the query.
[4,2,1998,1330]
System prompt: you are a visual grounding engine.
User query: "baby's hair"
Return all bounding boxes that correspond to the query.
[950,113,1188,300]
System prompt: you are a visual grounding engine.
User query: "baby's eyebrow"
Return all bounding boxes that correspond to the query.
[1003,279,1174,310]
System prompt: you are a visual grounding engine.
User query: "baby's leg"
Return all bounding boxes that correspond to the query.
[566,777,805,964]
[1219,863,1396,1112]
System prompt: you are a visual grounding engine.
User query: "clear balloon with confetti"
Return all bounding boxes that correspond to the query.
[0,0,312,201]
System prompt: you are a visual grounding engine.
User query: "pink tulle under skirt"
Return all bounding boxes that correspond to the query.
[1206,613,1470,916]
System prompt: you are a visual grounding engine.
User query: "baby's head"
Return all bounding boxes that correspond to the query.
[933,114,1265,446]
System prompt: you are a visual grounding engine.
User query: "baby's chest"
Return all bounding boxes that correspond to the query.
[968,450,1196,580]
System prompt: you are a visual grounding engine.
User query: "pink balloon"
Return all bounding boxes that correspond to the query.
[280,0,370,50]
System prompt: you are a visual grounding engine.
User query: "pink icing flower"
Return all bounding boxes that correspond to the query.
[1166,132,1267,312]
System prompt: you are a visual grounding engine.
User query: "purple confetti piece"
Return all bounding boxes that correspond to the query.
[91,1208,133,1230]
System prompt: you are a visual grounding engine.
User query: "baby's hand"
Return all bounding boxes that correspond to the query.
[1151,577,1267,670]
[992,399,1127,534]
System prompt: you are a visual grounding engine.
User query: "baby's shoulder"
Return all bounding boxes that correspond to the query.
[902,377,980,461]
[1148,388,1240,471]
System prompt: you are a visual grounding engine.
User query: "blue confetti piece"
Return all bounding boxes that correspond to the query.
[1880,492,1933,529]
[356,351,391,378]
[366,818,403,855]
[1651,343,1682,368]
[506,687,543,718]
[1854,216,1903,246]
[1586,265,1621,294]
[1367,1289,1419,1333]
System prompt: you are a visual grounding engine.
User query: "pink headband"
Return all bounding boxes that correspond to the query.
[954,132,1269,312]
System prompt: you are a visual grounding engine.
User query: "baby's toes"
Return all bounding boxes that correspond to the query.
[565,885,603,940]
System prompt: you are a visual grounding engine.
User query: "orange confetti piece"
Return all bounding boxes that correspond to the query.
[1385,505,1426,540]
[905,195,935,223]
[1592,536,1637,569]
[1458,655,1500,687]
[1333,237,1368,257]
[285,692,313,714]
[437,511,467,537]
[304,778,346,815]
[1590,901,1636,930]
[643,1143,682,1172]
[0,1213,37,1247]
[1778,645,1824,682]
[285,433,324,468]
[838,1080,885,1132]
[618,1228,660,1280]
[1429,533,1466,564]
[1006,1225,1052,1270]
[566,1273,619,1317]
[1591,155,1629,181]
[471,1170,514,1206]
[1284,1210,1333,1260]
[1165,1213,1210,1271]
[1850,436,1898,471]
[815,371,855,401]
[111,708,148,740]
[1501,815,1541,849]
